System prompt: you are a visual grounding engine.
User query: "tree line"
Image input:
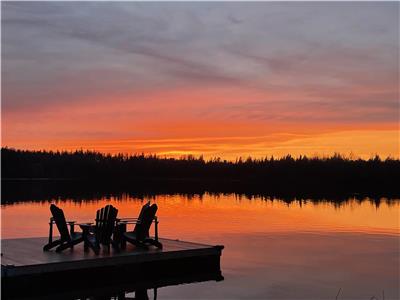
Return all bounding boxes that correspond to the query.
[2,147,399,195]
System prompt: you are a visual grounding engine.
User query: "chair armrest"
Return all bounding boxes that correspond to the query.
[118,218,139,222]
[117,217,158,223]
[77,222,93,227]
[118,220,141,225]
[66,221,77,234]
[50,220,76,225]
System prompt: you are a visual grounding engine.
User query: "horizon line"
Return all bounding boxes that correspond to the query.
[2,146,399,162]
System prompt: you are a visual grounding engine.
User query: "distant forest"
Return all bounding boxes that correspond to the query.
[2,148,400,196]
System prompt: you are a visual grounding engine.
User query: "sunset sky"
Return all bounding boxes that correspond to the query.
[2,2,399,159]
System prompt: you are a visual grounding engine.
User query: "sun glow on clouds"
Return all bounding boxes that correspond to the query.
[2,2,399,159]
[4,130,398,160]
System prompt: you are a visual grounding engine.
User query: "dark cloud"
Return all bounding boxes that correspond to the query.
[2,1,398,126]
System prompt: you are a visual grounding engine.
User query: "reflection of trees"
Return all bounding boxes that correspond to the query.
[2,180,398,210]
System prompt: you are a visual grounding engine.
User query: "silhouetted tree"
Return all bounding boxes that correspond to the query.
[1,147,399,195]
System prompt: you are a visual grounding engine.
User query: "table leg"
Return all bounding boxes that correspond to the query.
[120,223,127,249]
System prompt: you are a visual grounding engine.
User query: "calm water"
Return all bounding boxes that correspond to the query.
[2,193,399,299]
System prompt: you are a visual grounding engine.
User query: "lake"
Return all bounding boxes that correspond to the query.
[1,190,399,299]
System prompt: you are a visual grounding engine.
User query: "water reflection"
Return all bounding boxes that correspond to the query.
[2,193,399,239]
[1,182,399,299]
[2,179,399,207]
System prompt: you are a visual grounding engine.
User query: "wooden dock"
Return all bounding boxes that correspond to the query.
[1,237,224,299]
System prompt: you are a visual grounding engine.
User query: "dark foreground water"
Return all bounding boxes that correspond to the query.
[1,191,399,299]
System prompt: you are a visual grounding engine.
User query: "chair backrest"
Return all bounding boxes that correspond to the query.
[95,204,118,245]
[134,203,158,241]
[138,201,150,220]
[50,204,71,242]
[132,201,150,234]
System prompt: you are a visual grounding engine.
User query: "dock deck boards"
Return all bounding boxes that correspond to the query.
[1,237,223,277]
[2,237,223,299]
[2,237,224,299]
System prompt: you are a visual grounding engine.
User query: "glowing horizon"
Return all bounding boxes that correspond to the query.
[3,129,399,161]
[2,2,399,159]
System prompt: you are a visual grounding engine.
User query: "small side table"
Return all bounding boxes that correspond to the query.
[114,221,127,249]
[79,223,93,251]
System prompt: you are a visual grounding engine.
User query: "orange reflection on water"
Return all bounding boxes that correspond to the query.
[1,194,399,239]
[2,194,399,299]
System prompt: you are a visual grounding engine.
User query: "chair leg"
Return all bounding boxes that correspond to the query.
[93,243,100,255]
[70,237,84,250]
[111,239,120,252]
[43,239,62,251]
[87,243,100,255]
[83,237,100,255]
[56,242,72,252]
[90,244,100,255]
[120,238,127,249]
[55,237,84,252]
[125,237,149,250]
[145,238,163,249]
[137,242,149,250]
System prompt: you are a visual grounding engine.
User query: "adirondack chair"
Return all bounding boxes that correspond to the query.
[80,204,119,255]
[43,204,84,252]
[120,203,163,249]
[114,201,149,246]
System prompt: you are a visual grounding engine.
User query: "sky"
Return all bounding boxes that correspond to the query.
[2,2,399,159]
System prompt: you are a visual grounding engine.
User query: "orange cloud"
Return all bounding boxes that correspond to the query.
[2,85,398,159]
